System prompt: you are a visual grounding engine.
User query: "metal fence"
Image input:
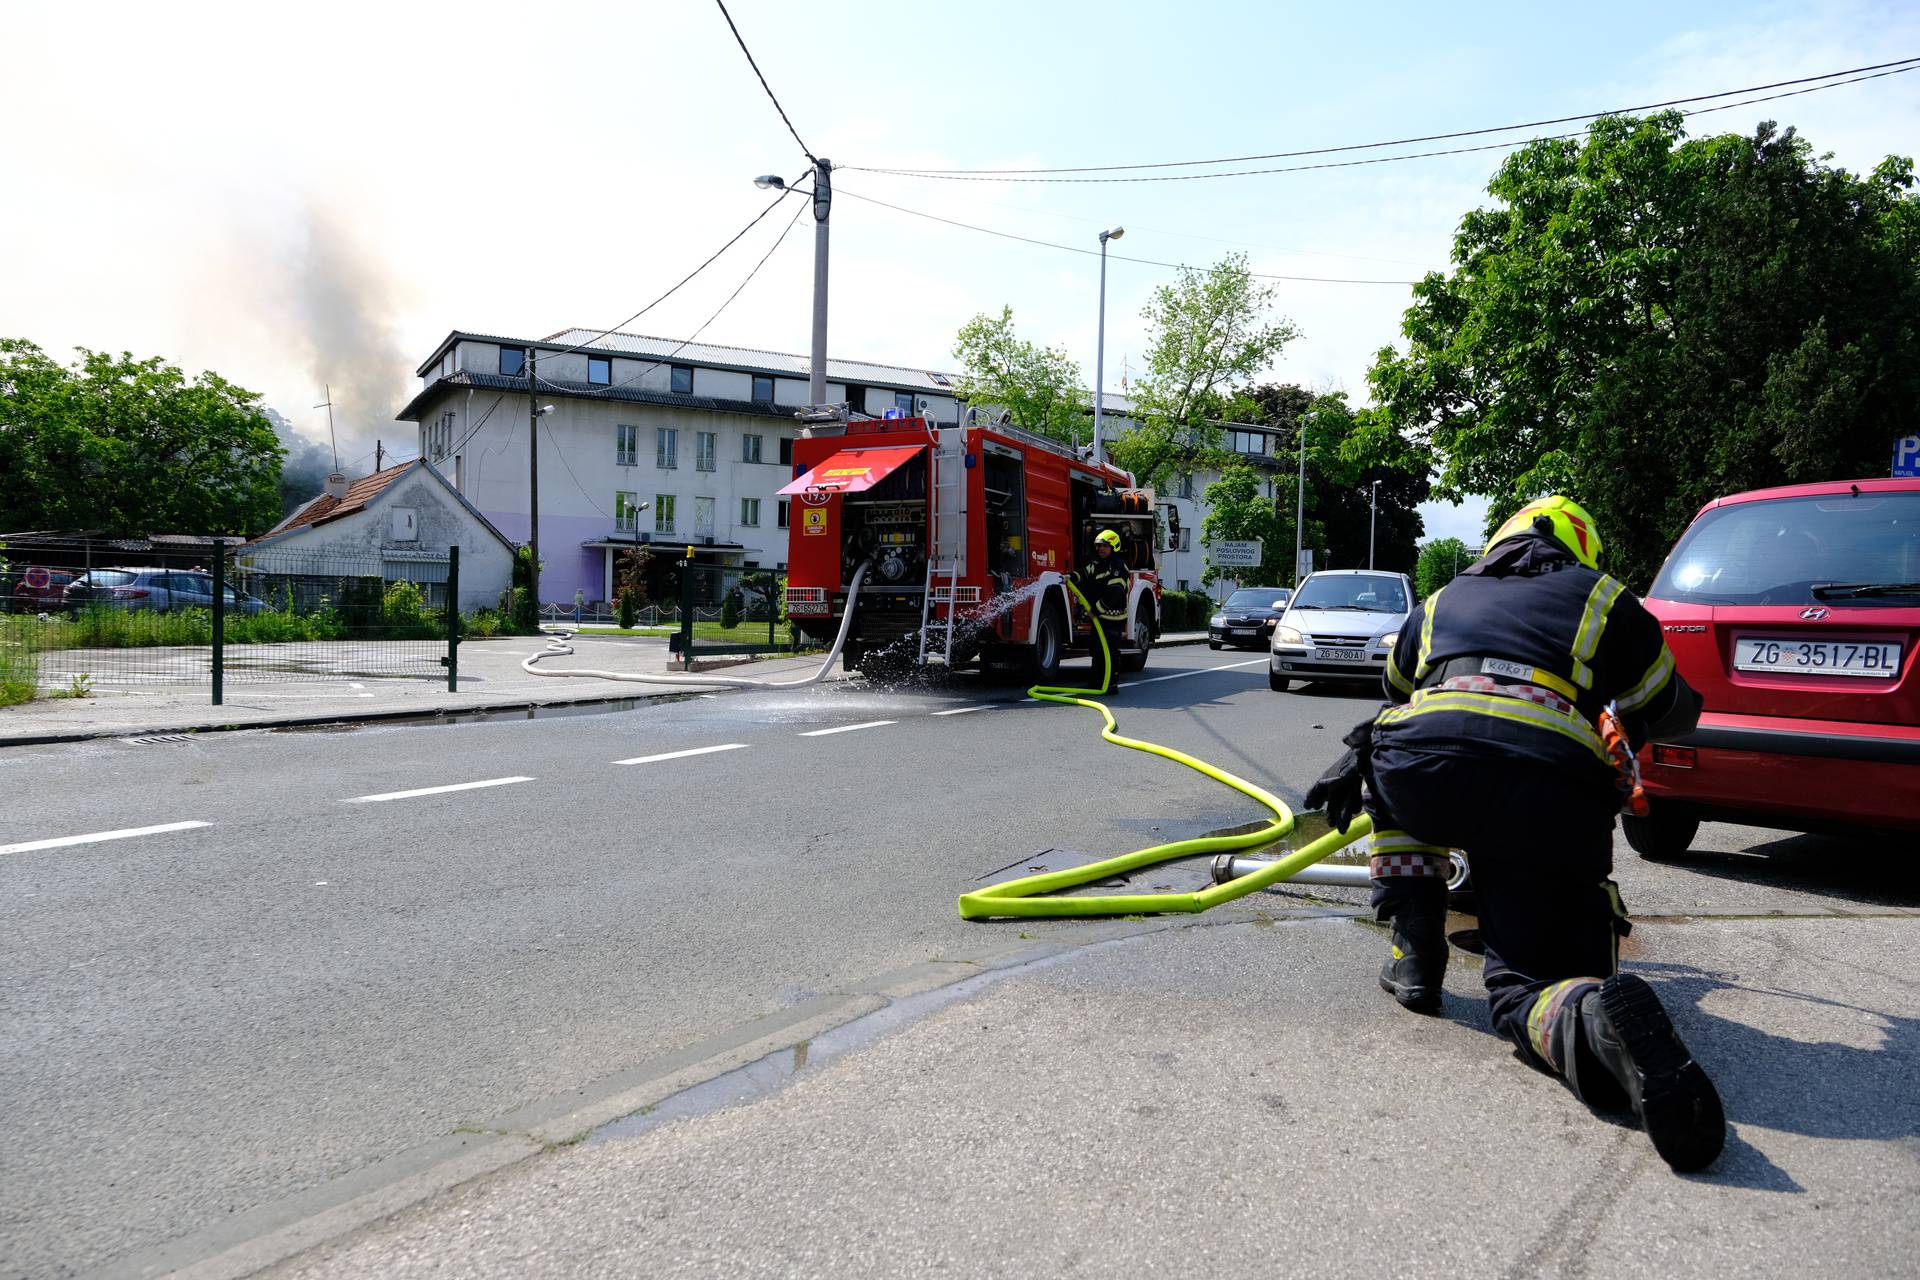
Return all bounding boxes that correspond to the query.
[673,563,798,663]
[0,537,461,704]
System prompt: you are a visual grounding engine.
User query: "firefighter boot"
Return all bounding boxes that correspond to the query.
[1578,974,1725,1172]
[1378,905,1448,1014]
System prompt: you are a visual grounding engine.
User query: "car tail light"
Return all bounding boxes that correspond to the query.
[1651,744,1696,769]
[785,586,828,616]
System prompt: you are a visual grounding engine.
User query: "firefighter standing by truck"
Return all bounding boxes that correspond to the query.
[1305,496,1724,1173]
[1071,529,1131,685]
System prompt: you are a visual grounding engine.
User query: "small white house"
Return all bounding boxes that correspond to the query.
[244,460,516,612]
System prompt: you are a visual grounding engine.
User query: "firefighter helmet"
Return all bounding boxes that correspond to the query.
[1096,529,1122,551]
[1485,495,1604,570]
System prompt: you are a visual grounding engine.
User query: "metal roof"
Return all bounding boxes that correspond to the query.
[395,371,800,424]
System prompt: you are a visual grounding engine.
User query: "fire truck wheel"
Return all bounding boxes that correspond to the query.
[1118,613,1152,673]
[1028,605,1065,683]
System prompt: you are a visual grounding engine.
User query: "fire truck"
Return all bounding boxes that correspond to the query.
[781,415,1160,679]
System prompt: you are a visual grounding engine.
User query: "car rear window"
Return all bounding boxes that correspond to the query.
[79,570,137,587]
[1650,491,1920,606]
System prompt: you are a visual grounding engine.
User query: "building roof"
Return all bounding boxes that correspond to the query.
[395,371,797,424]
[263,464,414,538]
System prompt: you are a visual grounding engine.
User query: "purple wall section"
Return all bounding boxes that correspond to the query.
[484,511,611,607]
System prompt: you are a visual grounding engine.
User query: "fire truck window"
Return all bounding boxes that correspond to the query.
[984,449,1026,578]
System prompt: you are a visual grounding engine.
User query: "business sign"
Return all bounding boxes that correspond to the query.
[1894,434,1920,478]
[1211,539,1263,567]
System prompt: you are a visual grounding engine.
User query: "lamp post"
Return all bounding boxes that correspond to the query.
[1294,413,1307,586]
[1368,479,1381,569]
[1092,226,1124,467]
[756,159,833,407]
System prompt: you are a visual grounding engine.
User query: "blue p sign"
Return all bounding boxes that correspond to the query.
[1895,435,1920,478]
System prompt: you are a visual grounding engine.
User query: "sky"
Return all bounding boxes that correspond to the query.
[4,0,1917,542]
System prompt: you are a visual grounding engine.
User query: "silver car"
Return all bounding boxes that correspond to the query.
[63,568,270,615]
[1269,569,1414,692]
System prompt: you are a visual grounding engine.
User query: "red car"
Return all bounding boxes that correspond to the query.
[1631,477,1920,856]
[6,566,79,613]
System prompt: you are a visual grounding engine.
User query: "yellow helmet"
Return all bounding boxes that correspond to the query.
[1485,495,1604,570]
[1096,529,1122,550]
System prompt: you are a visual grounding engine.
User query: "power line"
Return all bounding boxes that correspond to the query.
[713,0,815,163]
[845,57,1920,180]
[835,187,1421,285]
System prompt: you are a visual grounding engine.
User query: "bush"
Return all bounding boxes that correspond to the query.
[1,627,37,706]
[1157,589,1211,631]
[720,592,741,630]
[618,588,637,630]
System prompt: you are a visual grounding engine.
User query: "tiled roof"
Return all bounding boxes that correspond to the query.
[263,463,414,539]
[396,371,800,423]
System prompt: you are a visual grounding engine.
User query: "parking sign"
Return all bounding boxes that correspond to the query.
[1895,435,1920,478]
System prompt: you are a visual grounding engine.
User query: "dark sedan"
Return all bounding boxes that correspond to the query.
[1208,587,1293,649]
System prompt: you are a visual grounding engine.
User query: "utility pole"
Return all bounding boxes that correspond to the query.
[375,440,384,472]
[527,349,540,611]
[1368,479,1381,570]
[1294,413,1308,586]
[314,385,338,472]
[810,157,832,407]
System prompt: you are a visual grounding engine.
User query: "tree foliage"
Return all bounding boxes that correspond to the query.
[1109,253,1299,488]
[0,339,284,535]
[951,307,1086,446]
[1198,463,1284,587]
[1367,114,1920,587]
[1414,537,1471,598]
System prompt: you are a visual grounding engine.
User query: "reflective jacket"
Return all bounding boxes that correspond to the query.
[1072,553,1131,622]
[1374,534,1700,779]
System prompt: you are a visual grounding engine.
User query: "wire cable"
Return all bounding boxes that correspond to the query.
[851,56,1920,179]
[836,187,1422,285]
[713,0,815,163]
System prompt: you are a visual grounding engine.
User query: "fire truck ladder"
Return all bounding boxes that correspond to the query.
[918,425,968,663]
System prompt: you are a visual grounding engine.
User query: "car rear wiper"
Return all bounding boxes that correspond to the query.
[1811,581,1920,600]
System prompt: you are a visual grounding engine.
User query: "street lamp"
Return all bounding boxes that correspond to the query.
[755,160,833,408]
[1368,479,1382,569]
[1092,226,1124,467]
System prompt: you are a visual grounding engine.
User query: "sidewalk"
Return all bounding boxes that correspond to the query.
[0,631,1216,746]
[272,909,1919,1278]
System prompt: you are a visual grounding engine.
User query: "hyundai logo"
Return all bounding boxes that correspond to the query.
[1800,606,1830,621]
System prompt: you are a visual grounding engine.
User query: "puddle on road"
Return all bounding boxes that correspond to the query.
[265,693,708,734]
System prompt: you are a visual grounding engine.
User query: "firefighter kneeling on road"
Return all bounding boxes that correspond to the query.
[1071,529,1131,685]
[1305,496,1724,1173]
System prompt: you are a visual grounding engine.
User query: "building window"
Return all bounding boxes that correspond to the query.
[752,375,775,403]
[741,497,760,527]
[654,494,676,534]
[777,499,791,529]
[499,346,525,377]
[843,385,866,415]
[894,391,916,415]
[588,356,611,386]
[1178,527,1193,551]
[670,365,694,394]
[1178,473,1195,499]
[616,423,637,467]
[696,430,716,472]
[778,437,793,465]
[656,426,677,469]
[742,433,763,463]
[1227,429,1267,456]
[614,491,640,532]
[693,496,715,537]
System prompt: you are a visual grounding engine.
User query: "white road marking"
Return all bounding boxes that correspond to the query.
[799,720,897,737]
[342,776,534,804]
[614,744,750,766]
[930,705,991,716]
[1125,658,1266,686]
[1,820,211,857]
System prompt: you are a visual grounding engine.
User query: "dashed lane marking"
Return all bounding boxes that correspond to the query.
[614,744,751,766]
[1,820,212,857]
[798,720,897,737]
[929,705,992,716]
[342,777,534,804]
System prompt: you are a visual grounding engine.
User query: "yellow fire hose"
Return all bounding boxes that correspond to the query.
[956,582,1371,920]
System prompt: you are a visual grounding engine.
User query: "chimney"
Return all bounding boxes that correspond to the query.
[324,472,350,500]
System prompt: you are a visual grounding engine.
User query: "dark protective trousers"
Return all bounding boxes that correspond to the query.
[1363,742,1628,1071]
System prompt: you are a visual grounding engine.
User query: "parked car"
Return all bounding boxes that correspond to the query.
[5,565,80,613]
[1208,587,1292,649]
[63,568,270,615]
[1269,569,1414,692]
[1631,477,1920,856]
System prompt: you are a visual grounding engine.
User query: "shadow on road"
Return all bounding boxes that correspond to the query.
[1650,831,1920,909]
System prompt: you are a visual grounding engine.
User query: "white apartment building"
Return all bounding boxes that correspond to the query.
[396,327,1279,606]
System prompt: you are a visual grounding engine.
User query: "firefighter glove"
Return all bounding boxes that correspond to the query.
[1304,718,1376,834]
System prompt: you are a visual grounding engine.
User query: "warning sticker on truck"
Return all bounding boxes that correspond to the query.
[803,508,828,537]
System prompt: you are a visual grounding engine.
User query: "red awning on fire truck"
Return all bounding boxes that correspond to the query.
[776,444,926,497]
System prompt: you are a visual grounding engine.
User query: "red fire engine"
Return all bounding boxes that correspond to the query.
[780,415,1160,678]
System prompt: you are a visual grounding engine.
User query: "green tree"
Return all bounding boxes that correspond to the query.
[1414,537,1471,598]
[617,587,638,630]
[1109,253,1299,488]
[1198,463,1285,587]
[951,307,1086,445]
[0,339,284,534]
[1367,115,1920,587]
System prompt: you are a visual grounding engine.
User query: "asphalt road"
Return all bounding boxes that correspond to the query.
[1,645,1913,1276]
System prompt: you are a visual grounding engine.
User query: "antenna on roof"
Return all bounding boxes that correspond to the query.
[313,385,339,470]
